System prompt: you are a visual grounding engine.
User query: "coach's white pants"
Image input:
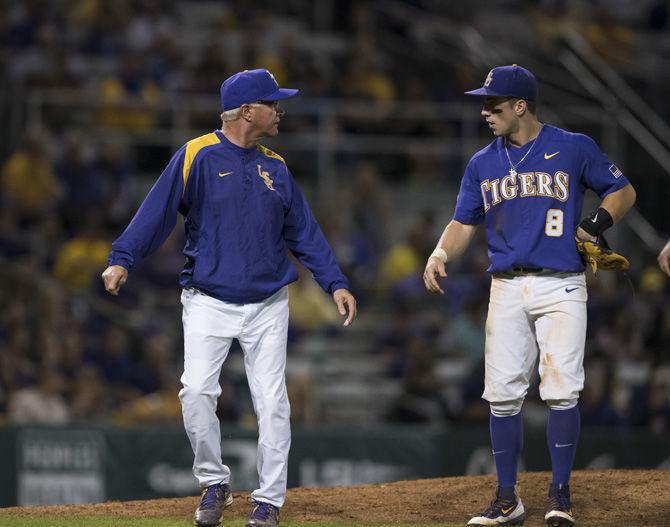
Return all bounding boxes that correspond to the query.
[179,286,290,507]
[483,273,587,405]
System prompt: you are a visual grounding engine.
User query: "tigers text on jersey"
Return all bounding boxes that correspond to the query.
[453,124,630,273]
[108,130,348,303]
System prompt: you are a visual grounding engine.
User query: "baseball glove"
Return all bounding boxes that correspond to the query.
[576,236,629,273]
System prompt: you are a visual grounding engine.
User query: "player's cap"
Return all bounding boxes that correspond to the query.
[220,69,299,111]
[464,64,537,101]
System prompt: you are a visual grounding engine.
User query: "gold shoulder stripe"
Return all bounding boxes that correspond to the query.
[256,144,286,164]
[183,133,221,188]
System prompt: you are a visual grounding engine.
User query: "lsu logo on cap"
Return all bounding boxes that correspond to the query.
[609,164,623,178]
[484,70,494,87]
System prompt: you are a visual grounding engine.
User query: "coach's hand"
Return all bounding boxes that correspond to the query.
[333,288,357,327]
[424,256,447,294]
[102,265,129,296]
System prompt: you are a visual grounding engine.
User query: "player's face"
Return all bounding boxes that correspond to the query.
[480,97,519,137]
[249,101,284,137]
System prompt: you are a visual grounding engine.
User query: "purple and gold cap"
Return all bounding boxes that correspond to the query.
[220,69,298,111]
[465,64,537,101]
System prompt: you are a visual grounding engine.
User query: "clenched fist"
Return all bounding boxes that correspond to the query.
[101,265,128,295]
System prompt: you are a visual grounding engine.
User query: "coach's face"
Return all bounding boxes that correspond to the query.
[481,96,522,137]
[246,101,284,138]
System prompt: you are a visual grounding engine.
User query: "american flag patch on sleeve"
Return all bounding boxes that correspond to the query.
[609,164,623,178]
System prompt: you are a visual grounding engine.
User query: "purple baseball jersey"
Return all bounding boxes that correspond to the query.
[454,124,630,273]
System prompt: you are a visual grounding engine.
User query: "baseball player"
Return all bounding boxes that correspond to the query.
[423,65,636,526]
[101,68,357,527]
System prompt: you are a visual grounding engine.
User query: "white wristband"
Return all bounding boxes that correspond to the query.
[430,247,448,263]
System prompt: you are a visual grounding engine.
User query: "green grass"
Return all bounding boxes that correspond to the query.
[0,519,461,527]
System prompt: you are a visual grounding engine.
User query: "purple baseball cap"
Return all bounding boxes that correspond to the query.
[464,64,538,101]
[220,69,299,111]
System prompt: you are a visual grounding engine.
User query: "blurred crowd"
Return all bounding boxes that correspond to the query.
[1,0,670,434]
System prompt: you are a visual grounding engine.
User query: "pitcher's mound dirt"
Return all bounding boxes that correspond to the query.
[2,470,668,526]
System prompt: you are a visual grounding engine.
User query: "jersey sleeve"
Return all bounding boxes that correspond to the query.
[453,160,485,225]
[108,145,186,270]
[282,170,349,294]
[577,134,630,198]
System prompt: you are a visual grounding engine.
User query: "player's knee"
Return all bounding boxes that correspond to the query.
[178,385,193,404]
[490,399,524,417]
[546,398,578,410]
[178,381,219,404]
[254,391,290,419]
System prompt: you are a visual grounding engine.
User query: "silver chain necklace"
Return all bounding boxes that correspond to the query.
[504,124,544,177]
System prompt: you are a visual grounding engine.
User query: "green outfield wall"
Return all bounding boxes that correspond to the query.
[0,425,667,507]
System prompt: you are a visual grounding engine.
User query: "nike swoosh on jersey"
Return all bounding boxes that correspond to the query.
[219,171,233,177]
[544,151,560,159]
[555,443,573,448]
[565,287,579,293]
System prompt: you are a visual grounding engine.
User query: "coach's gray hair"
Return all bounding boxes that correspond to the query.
[221,107,242,122]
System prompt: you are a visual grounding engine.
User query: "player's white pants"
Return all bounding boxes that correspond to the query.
[483,272,587,405]
[179,286,290,508]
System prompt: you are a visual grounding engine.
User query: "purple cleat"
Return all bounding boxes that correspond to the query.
[194,482,233,527]
[246,499,280,527]
[545,483,575,526]
[468,486,525,526]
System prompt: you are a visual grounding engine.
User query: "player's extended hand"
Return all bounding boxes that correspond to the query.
[101,265,129,296]
[658,239,670,277]
[332,288,357,327]
[423,256,447,294]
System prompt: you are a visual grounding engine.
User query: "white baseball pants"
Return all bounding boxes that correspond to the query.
[179,286,290,507]
[483,272,587,405]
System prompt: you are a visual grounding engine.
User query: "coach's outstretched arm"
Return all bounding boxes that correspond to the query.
[423,220,478,294]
